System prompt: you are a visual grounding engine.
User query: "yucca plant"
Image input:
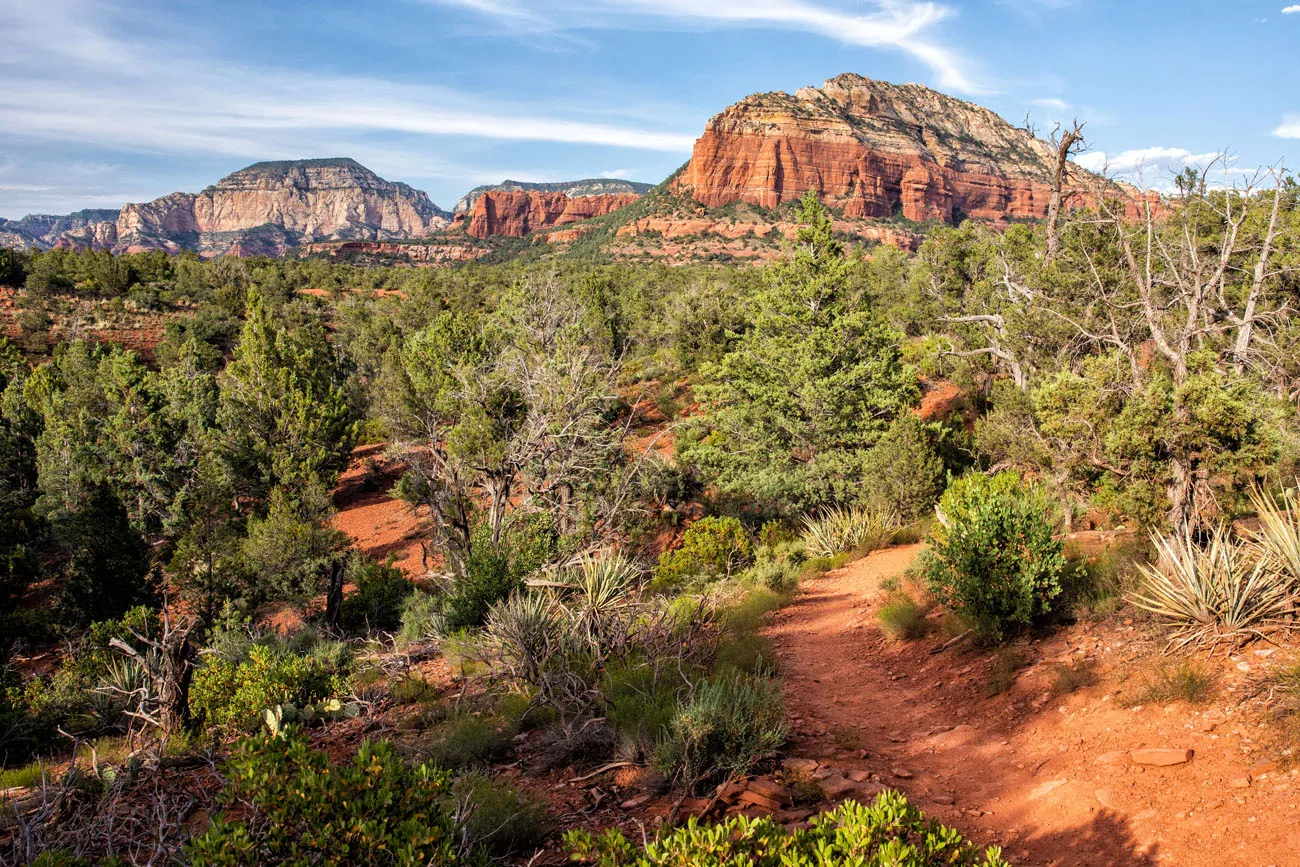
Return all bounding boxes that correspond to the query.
[562,552,643,653]
[1131,524,1293,648]
[1247,486,1300,588]
[800,505,898,559]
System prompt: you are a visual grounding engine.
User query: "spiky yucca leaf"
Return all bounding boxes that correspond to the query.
[1131,525,1292,647]
[800,505,898,559]
[1247,486,1300,588]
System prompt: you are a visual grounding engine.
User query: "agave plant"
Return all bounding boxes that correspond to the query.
[800,505,899,559]
[1130,524,1293,648]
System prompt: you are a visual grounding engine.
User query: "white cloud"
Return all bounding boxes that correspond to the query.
[1283,5,1300,13]
[1074,147,1267,191]
[0,1,697,168]
[432,0,984,93]
[1030,97,1069,112]
[1276,116,1300,138]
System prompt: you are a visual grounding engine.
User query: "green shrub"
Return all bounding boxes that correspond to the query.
[920,472,1064,641]
[190,646,343,735]
[340,560,414,635]
[604,661,682,756]
[982,648,1028,698]
[566,789,1009,866]
[428,713,518,770]
[877,593,926,640]
[655,671,786,789]
[746,538,805,592]
[654,517,752,591]
[453,772,547,856]
[861,414,948,522]
[399,589,443,643]
[186,729,471,866]
[443,517,561,631]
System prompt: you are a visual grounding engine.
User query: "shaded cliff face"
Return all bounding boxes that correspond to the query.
[463,190,642,238]
[115,159,451,257]
[676,73,1075,225]
[0,209,121,250]
[454,178,652,215]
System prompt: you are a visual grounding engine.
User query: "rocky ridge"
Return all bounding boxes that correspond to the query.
[114,159,452,257]
[0,210,121,251]
[462,189,643,238]
[673,72,1083,225]
[453,178,652,214]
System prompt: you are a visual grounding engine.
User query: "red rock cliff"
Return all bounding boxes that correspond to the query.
[465,190,642,238]
[676,73,1082,225]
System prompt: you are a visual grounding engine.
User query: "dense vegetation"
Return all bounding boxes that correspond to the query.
[1,170,1299,864]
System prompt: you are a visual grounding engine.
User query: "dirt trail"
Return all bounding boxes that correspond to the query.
[765,545,1300,867]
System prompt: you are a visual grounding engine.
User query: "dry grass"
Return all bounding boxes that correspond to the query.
[1140,660,1217,705]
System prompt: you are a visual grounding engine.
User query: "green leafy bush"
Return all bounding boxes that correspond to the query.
[186,729,472,866]
[340,560,414,635]
[654,517,751,590]
[655,671,786,789]
[566,790,1009,866]
[189,646,343,735]
[399,588,443,643]
[920,472,1064,641]
[443,517,561,631]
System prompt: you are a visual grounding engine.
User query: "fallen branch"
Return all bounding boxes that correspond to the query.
[567,761,640,785]
[930,629,973,654]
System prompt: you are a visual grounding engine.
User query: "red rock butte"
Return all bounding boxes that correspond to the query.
[462,190,643,239]
[676,72,1083,226]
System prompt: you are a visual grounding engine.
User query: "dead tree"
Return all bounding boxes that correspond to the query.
[1045,120,1086,262]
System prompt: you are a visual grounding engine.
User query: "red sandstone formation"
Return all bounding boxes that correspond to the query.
[464,190,641,238]
[675,73,1089,226]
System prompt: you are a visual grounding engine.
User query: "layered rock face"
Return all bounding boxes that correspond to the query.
[676,73,1072,225]
[0,209,120,251]
[454,178,652,215]
[114,159,451,256]
[463,190,642,239]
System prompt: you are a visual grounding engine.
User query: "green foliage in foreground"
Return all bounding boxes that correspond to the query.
[189,645,344,735]
[187,729,478,867]
[921,472,1064,641]
[654,516,752,590]
[566,790,1010,866]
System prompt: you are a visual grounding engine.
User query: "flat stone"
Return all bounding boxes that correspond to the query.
[1131,748,1194,767]
[819,774,859,799]
[891,767,915,779]
[1229,776,1252,789]
[738,790,783,812]
[621,793,653,810]
[1095,751,1128,765]
[848,770,872,782]
[1249,761,1280,777]
[746,779,792,804]
[717,781,747,803]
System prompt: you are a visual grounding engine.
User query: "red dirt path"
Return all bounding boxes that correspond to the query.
[765,545,1300,867]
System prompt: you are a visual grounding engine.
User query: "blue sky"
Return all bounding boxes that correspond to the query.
[0,0,1297,219]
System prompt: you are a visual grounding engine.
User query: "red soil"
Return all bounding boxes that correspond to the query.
[331,444,432,577]
[766,545,1300,866]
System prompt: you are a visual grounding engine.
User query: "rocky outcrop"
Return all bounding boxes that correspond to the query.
[299,240,490,266]
[463,190,642,239]
[0,209,120,251]
[454,178,651,215]
[676,73,1085,226]
[114,159,451,256]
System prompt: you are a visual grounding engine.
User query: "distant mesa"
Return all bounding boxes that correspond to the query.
[2,74,1124,262]
[2,158,452,258]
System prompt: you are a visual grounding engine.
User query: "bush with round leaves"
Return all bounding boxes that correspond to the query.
[920,472,1064,641]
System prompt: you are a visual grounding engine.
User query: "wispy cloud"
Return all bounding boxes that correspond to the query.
[1276,116,1300,138]
[432,0,983,93]
[0,1,697,166]
[1074,146,1267,190]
